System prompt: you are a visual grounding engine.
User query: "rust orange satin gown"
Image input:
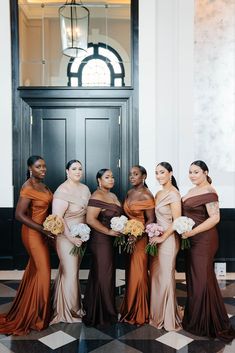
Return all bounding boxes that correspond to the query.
[0,186,52,335]
[120,198,155,325]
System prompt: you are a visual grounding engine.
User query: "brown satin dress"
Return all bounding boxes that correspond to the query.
[0,186,52,336]
[182,192,235,343]
[120,198,155,325]
[83,199,122,328]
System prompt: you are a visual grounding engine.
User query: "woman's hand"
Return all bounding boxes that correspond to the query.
[41,229,55,240]
[108,229,121,237]
[181,230,194,239]
[68,236,83,247]
[149,235,165,244]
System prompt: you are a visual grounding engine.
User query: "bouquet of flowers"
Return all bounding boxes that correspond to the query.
[173,216,195,250]
[69,223,91,256]
[145,223,164,256]
[123,219,145,253]
[110,215,128,247]
[43,214,64,235]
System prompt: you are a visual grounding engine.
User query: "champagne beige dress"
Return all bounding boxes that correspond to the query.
[149,190,182,331]
[50,184,90,324]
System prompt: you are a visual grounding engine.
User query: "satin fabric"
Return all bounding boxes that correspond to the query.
[0,186,52,335]
[182,193,235,343]
[149,191,182,331]
[83,199,122,328]
[50,186,90,324]
[120,198,155,325]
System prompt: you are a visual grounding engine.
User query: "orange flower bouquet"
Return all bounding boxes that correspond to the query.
[43,214,64,235]
[123,219,145,253]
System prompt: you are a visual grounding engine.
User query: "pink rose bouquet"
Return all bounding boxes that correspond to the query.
[145,223,164,256]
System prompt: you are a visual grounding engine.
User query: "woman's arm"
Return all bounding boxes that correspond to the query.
[182,201,220,238]
[52,198,82,246]
[144,208,156,226]
[86,206,120,237]
[151,200,181,244]
[15,197,52,237]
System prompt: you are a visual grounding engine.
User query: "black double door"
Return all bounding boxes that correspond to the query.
[32,107,121,195]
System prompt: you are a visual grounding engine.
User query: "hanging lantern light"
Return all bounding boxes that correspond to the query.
[59,0,89,58]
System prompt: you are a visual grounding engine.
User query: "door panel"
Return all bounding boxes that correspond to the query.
[31,106,120,195]
[32,108,77,191]
[77,107,120,194]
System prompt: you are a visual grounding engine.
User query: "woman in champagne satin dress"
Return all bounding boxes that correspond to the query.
[0,156,53,336]
[83,169,122,328]
[50,160,90,324]
[120,165,155,325]
[149,162,182,331]
[181,160,235,343]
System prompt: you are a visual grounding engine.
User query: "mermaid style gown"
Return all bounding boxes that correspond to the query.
[83,199,122,328]
[149,190,182,331]
[182,192,235,343]
[120,198,155,325]
[0,185,52,335]
[50,185,90,324]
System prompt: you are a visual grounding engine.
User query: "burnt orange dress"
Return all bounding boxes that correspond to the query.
[120,198,155,325]
[0,185,52,336]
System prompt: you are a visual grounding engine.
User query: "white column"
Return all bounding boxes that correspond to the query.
[0,0,13,207]
[139,0,194,195]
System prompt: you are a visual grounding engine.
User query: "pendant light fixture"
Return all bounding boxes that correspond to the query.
[59,0,89,58]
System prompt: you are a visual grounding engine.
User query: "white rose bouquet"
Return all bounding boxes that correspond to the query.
[173,216,195,250]
[69,223,91,256]
[110,215,128,248]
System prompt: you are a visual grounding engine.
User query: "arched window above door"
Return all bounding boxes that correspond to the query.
[67,43,125,87]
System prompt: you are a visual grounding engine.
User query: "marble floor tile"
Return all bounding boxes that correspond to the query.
[155,331,194,350]
[38,330,77,349]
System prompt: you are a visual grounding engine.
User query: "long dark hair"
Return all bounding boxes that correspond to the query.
[26,155,43,179]
[133,165,148,188]
[66,159,82,170]
[96,168,110,185]
[191,160,212,184]
[157,161,179,190]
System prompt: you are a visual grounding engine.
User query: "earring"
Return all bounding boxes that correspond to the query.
[98,182,102,188]
[30,170,32,177]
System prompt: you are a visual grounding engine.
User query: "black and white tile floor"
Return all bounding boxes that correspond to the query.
[0,270,235,353]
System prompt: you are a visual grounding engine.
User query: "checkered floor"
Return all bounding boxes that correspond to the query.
[0,270,235,353]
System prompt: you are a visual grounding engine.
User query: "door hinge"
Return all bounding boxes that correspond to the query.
[30,115,33,125]
[118,115,121,125]
[117,159,121,168]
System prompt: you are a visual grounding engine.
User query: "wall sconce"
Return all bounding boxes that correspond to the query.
[59,0,89,58]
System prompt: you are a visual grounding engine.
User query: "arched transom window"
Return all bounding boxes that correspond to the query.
[67,42,125,87]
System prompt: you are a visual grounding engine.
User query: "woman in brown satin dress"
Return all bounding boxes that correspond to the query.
[0,156,53,335]
[83,169,122,328]
[120,165,155,325]
[182,160,235,343]
[149,162,182,331]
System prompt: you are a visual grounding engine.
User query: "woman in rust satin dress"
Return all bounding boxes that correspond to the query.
[0,156,53,336]
[182,160,235,343]
[120,165,155,325]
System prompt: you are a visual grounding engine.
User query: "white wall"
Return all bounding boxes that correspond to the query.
[139,0,235,207]
[139,0,195,197]
[0,0,13,207]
